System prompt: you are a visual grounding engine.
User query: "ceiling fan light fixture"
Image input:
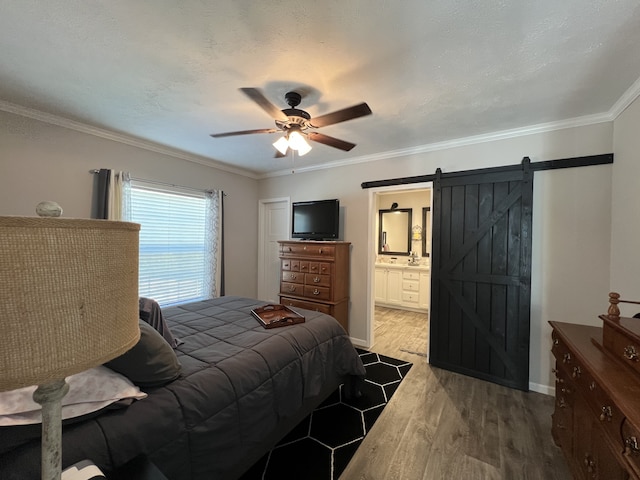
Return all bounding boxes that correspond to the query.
[288,130,312,156]
[273,136,289,155]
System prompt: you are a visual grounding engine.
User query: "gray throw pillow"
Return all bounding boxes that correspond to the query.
[105,320,181,388]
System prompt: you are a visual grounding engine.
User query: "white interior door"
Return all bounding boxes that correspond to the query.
[258,197,290,302]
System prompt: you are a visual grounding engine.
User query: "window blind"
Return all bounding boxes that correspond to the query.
[130,183,208,306]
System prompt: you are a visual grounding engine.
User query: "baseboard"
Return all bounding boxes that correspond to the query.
[349,336,369,349]
[529,381,554,396]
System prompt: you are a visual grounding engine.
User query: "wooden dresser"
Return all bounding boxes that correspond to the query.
[550,315,640,479]
[278,240,350,333]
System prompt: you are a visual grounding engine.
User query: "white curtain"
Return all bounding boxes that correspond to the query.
[108,171,131,221]
[96,169,130,220]
[204,190,224,298]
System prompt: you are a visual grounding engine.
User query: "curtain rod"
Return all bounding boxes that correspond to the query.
[89,169,226,196]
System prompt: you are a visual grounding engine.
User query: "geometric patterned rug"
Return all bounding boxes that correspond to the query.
[239,349,413,480]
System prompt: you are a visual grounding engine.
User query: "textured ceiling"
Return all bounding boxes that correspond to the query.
[1,1,639,177]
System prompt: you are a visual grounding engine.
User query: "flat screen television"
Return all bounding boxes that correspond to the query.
[291,199,340,240]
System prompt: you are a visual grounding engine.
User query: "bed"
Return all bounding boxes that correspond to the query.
[0,296,365,479]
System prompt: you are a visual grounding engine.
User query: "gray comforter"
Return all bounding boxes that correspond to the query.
[0,296,365,479]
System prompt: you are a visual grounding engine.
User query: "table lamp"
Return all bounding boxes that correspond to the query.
[0,209,141,480]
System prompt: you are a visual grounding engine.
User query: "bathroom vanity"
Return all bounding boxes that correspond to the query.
[374,262,430,312]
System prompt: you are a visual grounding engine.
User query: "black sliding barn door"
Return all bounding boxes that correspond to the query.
[430,159,533,391]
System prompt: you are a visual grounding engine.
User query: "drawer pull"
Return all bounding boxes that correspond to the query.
[625,436,640,455]
[624,345,639,362]
[560,387,571,394]
[313,276,321,283]
[288,286,296,293]
[312,289,320,296]
[572,366,581,379]
[553,338,559,346]
[291,274,297,280]
[558,398,567,409]
[599,406,612,422]
[583,454,596,473]
[589,381,596,391]
[563,353,571,364]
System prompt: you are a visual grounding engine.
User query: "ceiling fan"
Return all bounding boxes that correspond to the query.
[210,88,372,157]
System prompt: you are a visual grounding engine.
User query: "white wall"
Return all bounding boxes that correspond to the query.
[258,122,614,393]
[0,110,260,299]
[612,95,640,316]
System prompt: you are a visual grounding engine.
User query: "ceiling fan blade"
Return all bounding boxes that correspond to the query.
[240,88,289,122]
[307,132,356,151]
[210,128,279,138]
[309,103,372,128]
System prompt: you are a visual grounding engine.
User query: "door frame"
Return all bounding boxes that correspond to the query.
[366,182,432,350]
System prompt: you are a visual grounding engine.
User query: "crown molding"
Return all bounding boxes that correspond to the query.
[262,111,614,178]
[0,100,260,180]
[609,76,640,119]
[0,93,627,181]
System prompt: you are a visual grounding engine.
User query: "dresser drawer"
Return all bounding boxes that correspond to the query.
[304,285,331,301]
[402,292,419,304]
[402,280,419,292]
[604,325,640,378]
[305,273,331,288]
[307,262,331,274]
[280,297,332,315]
[552,331,578,377]
[621,418,640,478]
[552,364,574,450]
[280,282,303,296]
[403,270,421,281]
[589,379,626,442]
[280,243,335,259]
[282,271,304,284]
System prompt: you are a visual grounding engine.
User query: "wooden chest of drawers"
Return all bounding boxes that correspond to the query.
[550,321,640,479]
[278,241,350,333]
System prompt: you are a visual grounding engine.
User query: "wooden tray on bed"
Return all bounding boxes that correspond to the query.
[251,304,305,329]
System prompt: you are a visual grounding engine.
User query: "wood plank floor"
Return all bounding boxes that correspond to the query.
[340,307,571,480]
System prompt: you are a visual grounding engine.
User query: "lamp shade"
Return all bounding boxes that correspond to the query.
[0,217,141,392]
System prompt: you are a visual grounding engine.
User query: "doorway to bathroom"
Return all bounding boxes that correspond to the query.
[369,184,432,355]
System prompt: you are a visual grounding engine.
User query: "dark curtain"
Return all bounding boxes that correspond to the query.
[95,169,111,219]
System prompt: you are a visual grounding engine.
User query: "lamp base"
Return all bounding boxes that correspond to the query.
[33,379,70,480]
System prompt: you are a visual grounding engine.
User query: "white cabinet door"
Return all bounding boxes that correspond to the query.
[386,269,403,306]
[419,271,430,309]
[374,268,387,303]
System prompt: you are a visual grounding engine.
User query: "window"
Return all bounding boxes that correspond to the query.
[130,182,213,306]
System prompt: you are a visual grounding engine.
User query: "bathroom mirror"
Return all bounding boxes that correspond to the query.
[422,207,431,257]
[378,208,412,255]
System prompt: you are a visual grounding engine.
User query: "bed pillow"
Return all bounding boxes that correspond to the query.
[0,366,147,426]
[105,320,181,388]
